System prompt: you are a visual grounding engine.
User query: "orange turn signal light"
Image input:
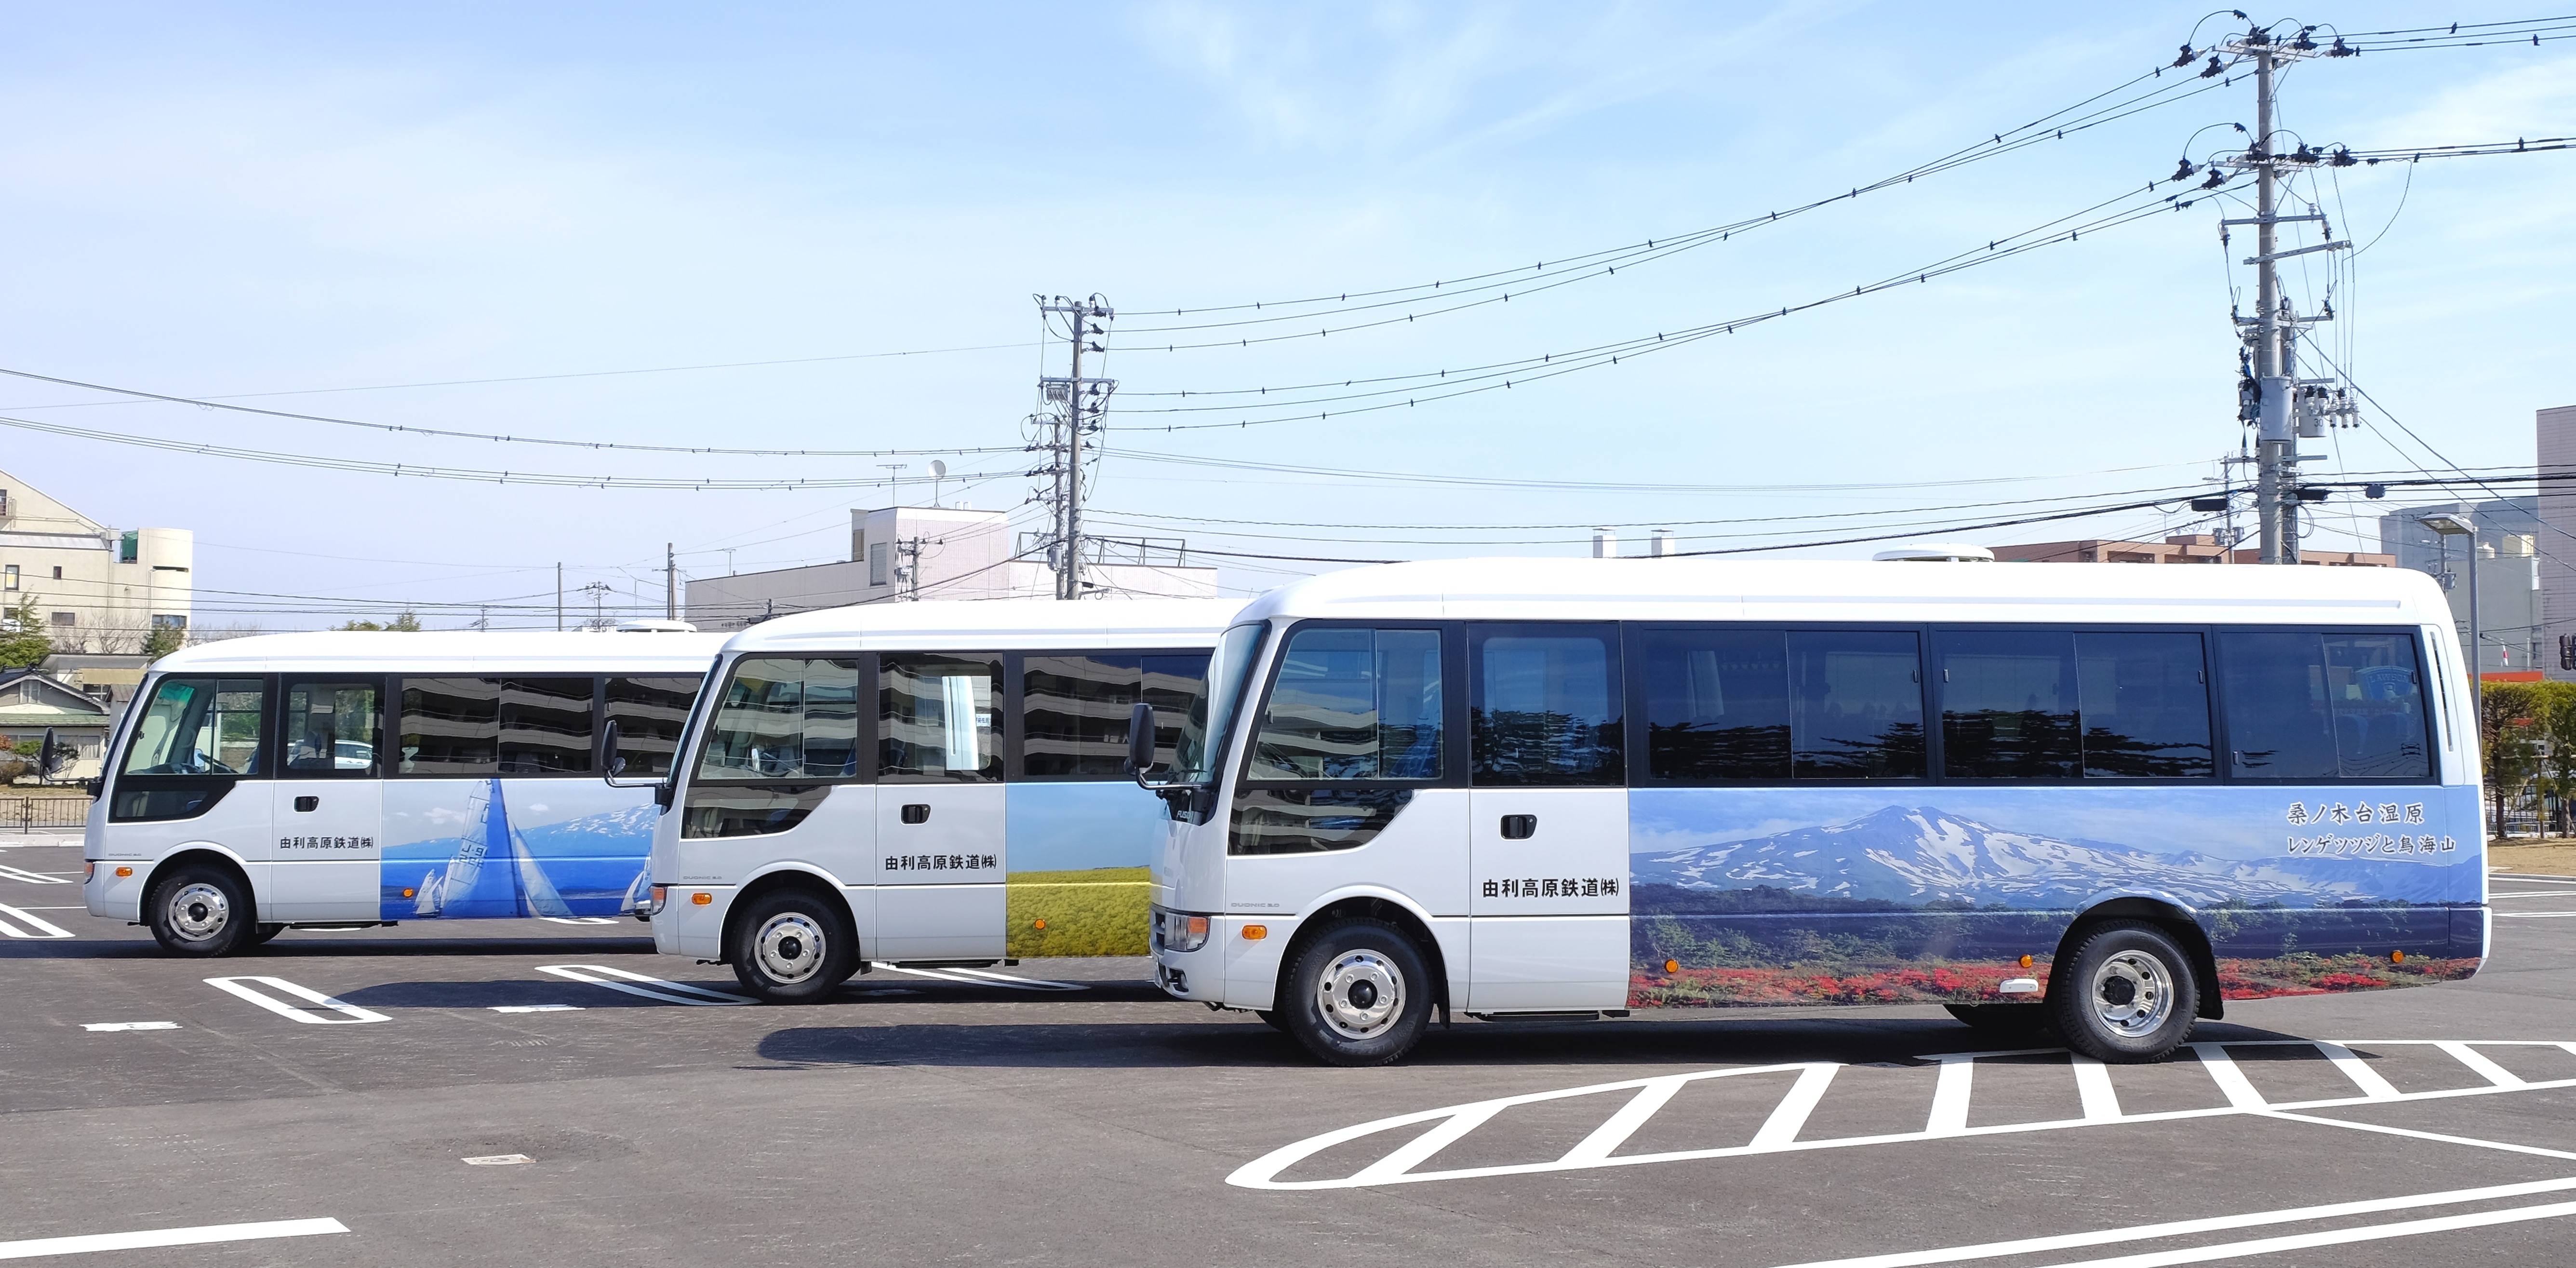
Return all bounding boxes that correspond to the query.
[1033,918,1047,930]
[691,892,712,906]
[401,887,415,898]
[1242,924,1267,941]
[114,866,133,878]
[1664,958,1681,974]
[2019,954,2034,969]
[2391,949,2405,963]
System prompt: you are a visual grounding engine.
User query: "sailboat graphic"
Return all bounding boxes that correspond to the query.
[412,779,572,918]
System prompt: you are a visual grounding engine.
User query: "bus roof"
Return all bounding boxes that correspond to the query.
[721,598,1242,655]
[1232,557,2454,629]
[148,630,728,675]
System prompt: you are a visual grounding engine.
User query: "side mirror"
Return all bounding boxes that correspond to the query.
[39,727,65,778]
[601,719,655,789]
[1124,702,1159,778]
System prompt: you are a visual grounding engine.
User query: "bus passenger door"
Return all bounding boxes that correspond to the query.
[267,677,386,922]
[870,653,1007,961]
[1464,625,1630,1012]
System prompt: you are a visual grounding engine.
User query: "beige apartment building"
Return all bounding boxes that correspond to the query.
[0,466,195,653]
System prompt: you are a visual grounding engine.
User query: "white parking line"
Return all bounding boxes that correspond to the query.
[2494,911,2576,919]
[1764,1176,2576,1268]
[865,962,1086,991]
[203,976,391,1025]
[0,1216,347,1260]
[490,1004,583,1014]
[0,903,73,939]
[81,1022,180,1033]
[2015,1198,2576,1268]
[534,964,750,1005]
[535,917,621,925]
[0,863,71,884]
[2487,890,2576,898]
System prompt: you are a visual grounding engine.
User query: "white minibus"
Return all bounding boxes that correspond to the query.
[83,629,723,954]
[1135,558,2487,1066]
[630,599,1236,1002]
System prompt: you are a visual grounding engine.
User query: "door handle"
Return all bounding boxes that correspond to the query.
[294,796,320,812]
[1500,814,1536,840]
[901,803,931,825]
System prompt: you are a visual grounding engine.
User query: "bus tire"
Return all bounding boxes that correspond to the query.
[731,890,856,1004]
[1281,918,1433,1067]
[147,863,254,958]
[1944,1003,2050,1037]
[250,923,288,946]
[2050,920,2199,1063]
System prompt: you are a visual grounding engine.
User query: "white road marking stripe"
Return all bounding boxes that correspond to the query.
[2258,1109,2576,1161]
[1348,1104,1507,1184]
[2487,890,2576,898]
[2437,1040,2526,1087]
[866,962,1084,991]
[81,1022,179,1032]
[204,976,390,1025]
[941,965,1084,990]
[461,1154,532,1166]
[2069,1054,2122,1121]
[534,963,749,1005]
[0,903,73,938]
[1558,1075,1689,1165]
[2015,1197,2576,1268]
[490,1004,582,1013]
[2313,1041,2401,1100]
[2496,911,2576,918]
[1762,1176,2576,1268]
[1751,1063,1841,1149]
[0,864,71,884]
[1924,1056,1975,1135]
[2189,1044,2267,1108]
[0,1217,347,1260]
[535,916,620,925]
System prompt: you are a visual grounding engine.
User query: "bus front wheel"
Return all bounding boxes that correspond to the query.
[1281,919,1433,1067]
[147,863,254,958]
[2049,920,2200,1063]
[731,890,857,1004]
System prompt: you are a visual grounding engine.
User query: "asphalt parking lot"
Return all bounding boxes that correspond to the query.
[10,829,2576,1267]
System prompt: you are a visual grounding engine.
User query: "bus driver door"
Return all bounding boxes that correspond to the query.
[1466,624,1630,1012]
[268,677,386,923]
[872,654,1007,961]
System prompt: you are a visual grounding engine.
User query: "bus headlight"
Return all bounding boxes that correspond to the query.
[639,885,668,917]
[1155,908,1213,953]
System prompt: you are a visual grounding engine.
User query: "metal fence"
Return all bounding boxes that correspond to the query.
[4,797,91,832]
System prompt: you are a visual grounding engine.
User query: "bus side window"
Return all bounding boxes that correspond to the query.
[1140,653,1212,771]
[122,678,265,776]
[1788,631,1925,780]
[1022,654,1143,778]
[604,676,701,779]
[698,658,862,781]
[1247,628,1444,782]
[1936,630,2078,779]
[498,677,595,775]
[282,680,382,776]
[1635,628,1790,782]
[2076,632,2214,779]
[2220,632,2338,779]
[881,654,1002,782]
[2322,634,2429,778]
[400,677,499,776]
[1469,624,1621,785]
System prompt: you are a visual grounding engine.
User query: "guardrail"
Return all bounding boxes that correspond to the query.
[4,797,91,832]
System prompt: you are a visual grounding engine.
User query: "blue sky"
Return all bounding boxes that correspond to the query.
[1,3,2568,628]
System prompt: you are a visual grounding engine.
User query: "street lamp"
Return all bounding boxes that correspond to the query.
[2422,513,2480,718]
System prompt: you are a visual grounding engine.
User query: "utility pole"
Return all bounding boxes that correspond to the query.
[555,563,563,631]
[665,543,677,620]
[580,580,612,631]
[2216,22,2351,563]
[1036,294,1115,600]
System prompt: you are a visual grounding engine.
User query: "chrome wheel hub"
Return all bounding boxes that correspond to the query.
[166,882,231,942]
[754,913,827,984]
[2091,949,2174,1038]
[1315,949,1403,1041]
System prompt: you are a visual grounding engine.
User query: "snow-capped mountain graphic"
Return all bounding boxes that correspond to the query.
[1634,805,2460,908]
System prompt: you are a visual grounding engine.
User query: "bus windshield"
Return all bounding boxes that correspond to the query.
[1170,622,1266,784]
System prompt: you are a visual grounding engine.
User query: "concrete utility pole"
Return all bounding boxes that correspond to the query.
[2217,23,2352,563]
[1036,294,1116,600]
[555,563,564,631]
[665,543,677,621]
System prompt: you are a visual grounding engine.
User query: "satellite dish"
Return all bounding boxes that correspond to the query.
[929,460,948,479]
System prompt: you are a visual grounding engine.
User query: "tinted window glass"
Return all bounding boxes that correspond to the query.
[1248,627,1444,781]
[2222,632,2337,778]
[604,676,701,779]
[399,677,498,776]
[1174,625,1264,784]
[2077,633,2214,778]
[2324,634,2429,777]
[697,657,862,781]
[1637,629,1790,782]
[283,680,382,775]
[1022,653,1141,778]
[1471,624,1622,785]
[1938,631,2078,779]
[1789,631,1924,779]
[499,678,594,774]
[1142,653,1210,770]
[122,677,264,776]
[881,654,1001,781]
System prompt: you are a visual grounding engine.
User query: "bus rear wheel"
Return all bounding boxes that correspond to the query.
[147,863,254,958]
[1281,919,1432,1067]
[2050,920,2200,1063]
[731,890,857,1004]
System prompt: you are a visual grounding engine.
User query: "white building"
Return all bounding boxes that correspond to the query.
[2539,405,2576,680]
[0,467,194,653]
[683,504,1217,628]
